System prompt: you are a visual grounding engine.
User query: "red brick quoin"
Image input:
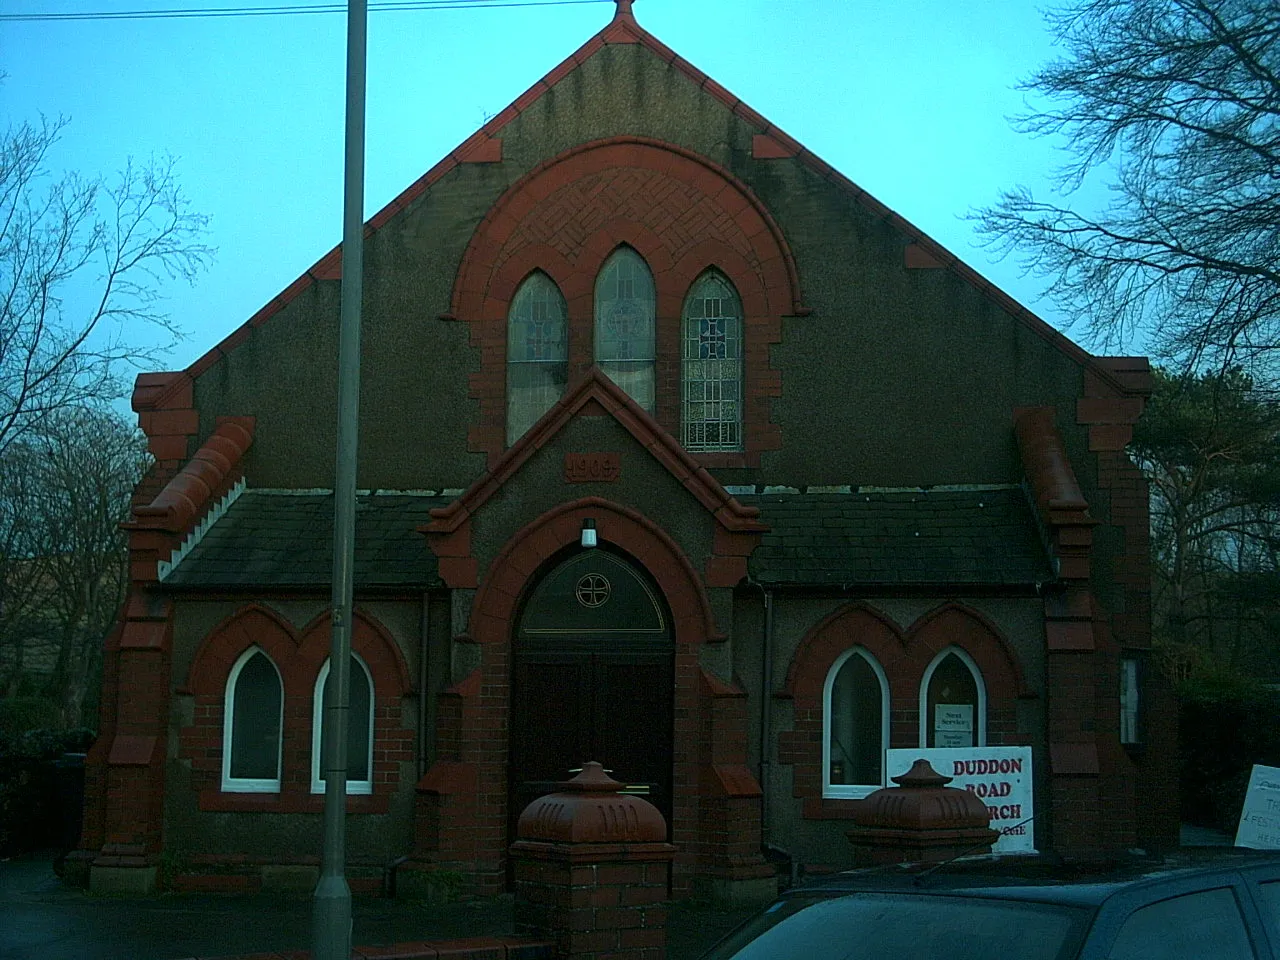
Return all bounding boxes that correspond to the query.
[779,602,1029,820]
[180,603,413,815]
[450,136,805,470]
[416,496,768,896]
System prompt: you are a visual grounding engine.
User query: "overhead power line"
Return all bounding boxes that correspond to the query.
[2,0,607,22]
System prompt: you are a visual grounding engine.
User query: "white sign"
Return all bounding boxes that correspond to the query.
[935,704,974,748]
[1235,763,1280,850]
[887,746,1036,854]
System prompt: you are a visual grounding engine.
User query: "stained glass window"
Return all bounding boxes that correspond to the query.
[507,272,569,444]
[681,272,743,451]
[594,247,656,412]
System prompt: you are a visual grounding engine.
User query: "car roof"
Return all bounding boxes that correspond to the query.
[787,850,1280,909]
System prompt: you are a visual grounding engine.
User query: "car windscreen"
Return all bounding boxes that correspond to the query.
[701,891,1089,960]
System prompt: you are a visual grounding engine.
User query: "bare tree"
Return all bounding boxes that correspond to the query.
[0,407,146,726]
[1129,368,1280,680]
[0,113,212,456]
[974,0,1280,379]
[0,444,44,696]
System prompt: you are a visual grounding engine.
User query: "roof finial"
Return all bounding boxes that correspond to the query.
[614,0,636,23]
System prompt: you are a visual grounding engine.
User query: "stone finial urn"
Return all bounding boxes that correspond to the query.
[515,761,668,843]
[846,759,1000,865]
[510,762,675,959]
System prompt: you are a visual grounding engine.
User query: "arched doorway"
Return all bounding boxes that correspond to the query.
[507,546,675,847]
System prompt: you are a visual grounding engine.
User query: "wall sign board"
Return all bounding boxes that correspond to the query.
[887,746,1035,854]
[1235,763,1280,849]
[934,704,974,748]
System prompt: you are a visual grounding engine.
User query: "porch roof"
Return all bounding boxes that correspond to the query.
[161,486,1050,591]
[738,486,1052,588]
[161,490,449,590]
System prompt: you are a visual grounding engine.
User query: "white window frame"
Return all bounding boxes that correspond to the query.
[822,647,890,799]
[222,646,284,793]
[310,653,375,795]
[918,645,987,749]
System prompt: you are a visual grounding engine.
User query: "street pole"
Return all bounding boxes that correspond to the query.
[313,0,366,957]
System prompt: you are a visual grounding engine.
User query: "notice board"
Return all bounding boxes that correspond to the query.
[887,746,1035,854]
[1235,763,1280,849]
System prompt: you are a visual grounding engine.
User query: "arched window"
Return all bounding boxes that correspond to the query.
[311,654,375,795]
[222,647,283,793]
[919,647,986,748]
[507,271,569,445]
[594,247,656,412]
[681,271,743,452]
[823,648,889,798]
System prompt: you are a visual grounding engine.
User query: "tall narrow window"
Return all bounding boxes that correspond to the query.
[311,654,375,795]
[594,247,656,412]
[222,647,283,792]
[682,272,743,451]
[824,648,889,798]
[919,647,986,748]
[507,272,568,445]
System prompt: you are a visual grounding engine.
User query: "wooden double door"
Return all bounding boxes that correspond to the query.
[508,548,675,847]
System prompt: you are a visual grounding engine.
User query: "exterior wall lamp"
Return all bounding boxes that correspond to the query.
[581,518,598,549]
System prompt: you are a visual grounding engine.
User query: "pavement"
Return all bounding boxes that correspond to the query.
[0,851,759,960]
[1179,823,1233,847]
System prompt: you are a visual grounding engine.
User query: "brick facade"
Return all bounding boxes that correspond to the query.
[178,604,413,814]
[76,0,1175,898]
[778,602,1028,821]
[417,492,769,895]
[449,137,802,470]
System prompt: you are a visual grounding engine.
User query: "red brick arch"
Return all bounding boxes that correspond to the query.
[779,601,1031,819]
[186,603,299,695]
[179,603,413,813]
[906,602,1029,701]
[784,603,907,699]
[471,496,717,647]
[443,496,722,890]
[297,609,413,699]
[450,136,803,468]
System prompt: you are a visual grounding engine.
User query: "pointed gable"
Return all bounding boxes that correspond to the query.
[420,367,765,588]
[152,0,1139,408]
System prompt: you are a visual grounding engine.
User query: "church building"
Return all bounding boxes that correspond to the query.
[77,0,1178,898]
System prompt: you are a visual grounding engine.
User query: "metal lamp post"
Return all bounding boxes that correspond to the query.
[313,0,367,957]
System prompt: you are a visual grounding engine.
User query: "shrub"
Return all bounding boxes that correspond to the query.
[1178,676,1280,833]
[0,723,96,856]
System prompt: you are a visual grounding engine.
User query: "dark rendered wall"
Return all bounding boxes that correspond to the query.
[191,41,1090,495]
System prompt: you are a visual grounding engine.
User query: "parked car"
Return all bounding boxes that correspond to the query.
[701,850,1280,959]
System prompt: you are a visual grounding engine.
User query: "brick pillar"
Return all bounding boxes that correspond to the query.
[87,589,174,895]
[845,759,999,866]
[697,670,775,901]
[510,762,675,960]
[405,671,489,896]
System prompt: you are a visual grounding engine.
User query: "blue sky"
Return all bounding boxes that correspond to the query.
[2,0,1097,374]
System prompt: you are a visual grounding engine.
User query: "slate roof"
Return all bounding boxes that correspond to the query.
[162,486,1050,591]
[737,486,1052,587]
[162,490,449,589]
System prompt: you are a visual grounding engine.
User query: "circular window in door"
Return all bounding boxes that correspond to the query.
[575,574,611,608]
